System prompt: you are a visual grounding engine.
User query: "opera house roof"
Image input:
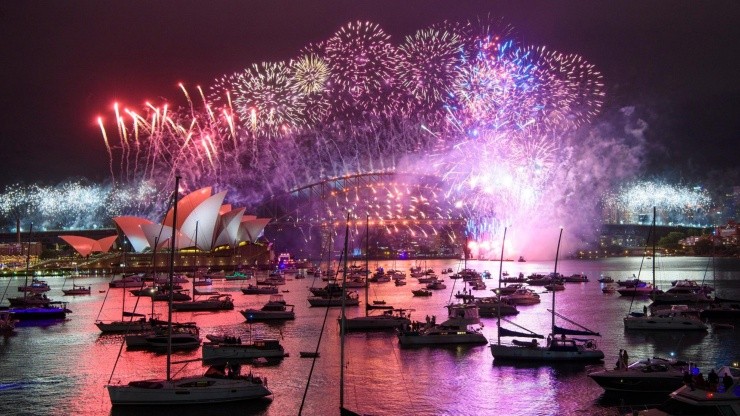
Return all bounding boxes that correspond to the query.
[62,187,271,255]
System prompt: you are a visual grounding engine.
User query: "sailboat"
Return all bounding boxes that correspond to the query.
[62,264,91,295]
[171,266,233,311]
[7,223,70,321]
[490,228,604,362]
[623,207,708,331]
[107,176,272,406]
[96,243,151,334]
[344,216,411,331]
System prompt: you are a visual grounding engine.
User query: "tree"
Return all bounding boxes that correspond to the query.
[658,231,685,250]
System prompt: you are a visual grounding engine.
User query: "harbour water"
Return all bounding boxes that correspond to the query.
[1,257,738,416]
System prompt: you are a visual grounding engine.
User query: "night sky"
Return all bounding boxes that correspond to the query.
[1,1,738,188]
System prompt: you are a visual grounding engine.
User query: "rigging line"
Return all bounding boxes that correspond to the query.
[628,221,653,314]
[108,189,176,384]
[299,236,339,415]
[387,329,418,416]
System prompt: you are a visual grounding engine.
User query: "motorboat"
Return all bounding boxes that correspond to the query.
[7,292,53,307]
[397,303,488,347]
[240,294,295,321]
[343,308,411,331]
[96,316,150,334]
[9,303,70,320]
[598,275,614,283]
[17,278,51,293]
[562,273,588,283]
[426,280,447,290]
[202,337,286,361]
[502,288,541,305]
[308,291,359,307]
[171,294,234,312]
[634,364,740,416]
[617,283,659,297]
[241,284,278,295]
[151,289,191,302]
[588,356,691,393]
[412,289,432,297]
[544,282,565,291]
[473,296,519,317]
[109,274,147,288]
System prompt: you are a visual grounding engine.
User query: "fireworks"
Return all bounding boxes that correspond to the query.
[603,181,713,226]
[3,18,665,259]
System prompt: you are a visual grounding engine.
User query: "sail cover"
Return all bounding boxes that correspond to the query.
[553,325,600,336]
[499,326,544,339]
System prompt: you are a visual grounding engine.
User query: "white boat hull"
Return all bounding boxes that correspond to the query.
[108,376,271,405]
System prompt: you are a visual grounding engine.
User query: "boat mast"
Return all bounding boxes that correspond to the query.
[552,227,563,334]
[166,175,180,382]
[497,227,507,346]
[364,215,369,318]
[23,223,33,300]
[339,213,350,412]
[652,206,656,299]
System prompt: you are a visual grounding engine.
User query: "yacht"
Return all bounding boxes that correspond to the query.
[241,284,278,295]
[502,288,541,305]
[397,303,488,347]
[308,291,360,307]
[635,364,740,416]
[344,308,411,331]
[588,357,691,393]
[109,274,147,288]
[241,294,295,321]
[17,278,51,293]
[171,294,234,311]
[624,304,708,331]
[202,337,286,361]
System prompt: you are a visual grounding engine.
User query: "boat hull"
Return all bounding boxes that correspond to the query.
[344,316,410,330]
[202,343,286,360]
[588,371,684,393]
[96,320,149,333]
[490,344,605,362]
[623,316,707,331]
[108,377,271,405]
[9,307,68,320]
[240,310,295,321]
[397,333,487,346]
[308,298,359,307]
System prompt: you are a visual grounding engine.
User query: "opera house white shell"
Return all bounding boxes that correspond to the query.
[112,187,270,253]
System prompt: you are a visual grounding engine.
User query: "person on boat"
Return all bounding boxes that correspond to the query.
[722,372,733,392]
[617,349,624,369]
[546,334,552,347]
[683,370,693,388]
[643,305,648,315]
[621,349,629,369]
[708,369,719,391]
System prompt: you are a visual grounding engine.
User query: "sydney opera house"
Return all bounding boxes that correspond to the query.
[57,187,273,272]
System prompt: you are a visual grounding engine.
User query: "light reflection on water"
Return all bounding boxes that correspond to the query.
[0,257,738,415]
